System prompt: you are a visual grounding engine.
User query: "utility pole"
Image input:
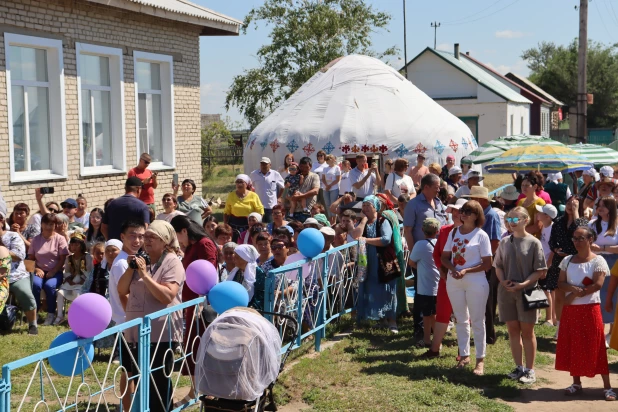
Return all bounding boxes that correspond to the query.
[403,0,408,78]
[577,0,588,143]
[431,21,441,49]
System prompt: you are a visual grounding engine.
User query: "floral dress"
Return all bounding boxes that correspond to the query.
[547,216,589,290]
[0,256,11,315]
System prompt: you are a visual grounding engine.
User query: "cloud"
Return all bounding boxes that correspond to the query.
[436,43,451,52]
[495,30,530,39]
[485,59,529,75]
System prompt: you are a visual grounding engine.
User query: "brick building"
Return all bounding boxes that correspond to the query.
[0,0,241,212]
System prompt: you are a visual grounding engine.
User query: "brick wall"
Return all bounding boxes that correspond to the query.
[0,0,203,214]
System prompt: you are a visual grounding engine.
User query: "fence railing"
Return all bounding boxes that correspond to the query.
[0,185,509,411]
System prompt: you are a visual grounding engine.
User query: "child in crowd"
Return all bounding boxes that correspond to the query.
[89,242,108,296]
[339,160,352,195]
[55,232,93,325]
[285,162,306,217]
[74,194,90,229]
[536,204,558,327]
[409,218,441,348]
[215,223,233,248]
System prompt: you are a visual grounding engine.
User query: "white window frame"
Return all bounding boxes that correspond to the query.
[133,51,175,170]
[76,43,126,176]
[5,33,67,183]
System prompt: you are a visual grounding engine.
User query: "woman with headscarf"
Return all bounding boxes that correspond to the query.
[223,174,264,238]
[117,220,185,412]
[238,212,263,245]
[173,178,212,218]
[225,244,266,311]
[352,195,405,333]
[170,215,218,403]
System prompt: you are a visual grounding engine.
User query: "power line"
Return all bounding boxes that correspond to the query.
[594,0,615,40]
[604,0,618,30]
[441,0,508,24]
[442,0,521,26]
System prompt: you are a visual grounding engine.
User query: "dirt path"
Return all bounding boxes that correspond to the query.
[502,359,616,411]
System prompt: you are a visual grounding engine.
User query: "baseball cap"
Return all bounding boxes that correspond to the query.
[600,165,614,178]
[313,214,330,227]
[320,227,336,236]
[446,154,455,161]
[535,204,558,219]
[125,176,144,187]
[448,166,462,176]
[467,170,484,181]
[303,218,322,228]
[260,157,271,164]
[61,198,78,209]
[446,198,468,212]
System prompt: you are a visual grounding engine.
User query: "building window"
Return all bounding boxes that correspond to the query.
[134,51,175,169]
[76,43,126,175]
[510,114,514,135]
[5,33,66,182]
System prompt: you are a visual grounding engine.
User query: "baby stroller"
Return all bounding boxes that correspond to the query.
[195,308,298,411]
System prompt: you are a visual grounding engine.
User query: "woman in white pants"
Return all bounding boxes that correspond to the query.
[441,200,493,375]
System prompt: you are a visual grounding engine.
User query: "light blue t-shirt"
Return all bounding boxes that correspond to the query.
[410,238,440,296]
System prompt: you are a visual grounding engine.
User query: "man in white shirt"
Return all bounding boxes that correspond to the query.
[455,170,483,199]
[108,220,146,325]
[250,157,284,223]
[349,154,379,200]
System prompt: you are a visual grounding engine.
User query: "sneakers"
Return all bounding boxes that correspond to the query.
[542,321,554,327]
[42,314,55,326]
[52,316,64,326]
[447,321,454,332]
[606,333,611,349]
[507,366,525,380]
[28,324,38,335]
[519,369,536,384]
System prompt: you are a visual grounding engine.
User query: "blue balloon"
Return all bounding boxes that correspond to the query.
[48,331,94,377]
[209,281,249,314]
[297,228,325,258]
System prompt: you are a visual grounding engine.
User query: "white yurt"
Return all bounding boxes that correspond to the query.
[243,55,477,173]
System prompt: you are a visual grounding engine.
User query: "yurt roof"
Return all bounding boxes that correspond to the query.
[244,54,476,173]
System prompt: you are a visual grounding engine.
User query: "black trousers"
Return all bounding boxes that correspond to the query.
[485,268,499,344]
[412,267,423,335]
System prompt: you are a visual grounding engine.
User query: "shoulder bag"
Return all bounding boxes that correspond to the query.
[375,217,402,284]
[519,235,550,311]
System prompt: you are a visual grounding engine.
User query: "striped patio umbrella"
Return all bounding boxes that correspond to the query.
[465,135,565,165]
[484,145,594,174]
[569,143,618,166]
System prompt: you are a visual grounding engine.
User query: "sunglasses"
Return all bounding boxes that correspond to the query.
[572,236,590,242]
[271,244,286,250]
[505,217,520,224]
[49,209,59,214]
[460,210,476,216]
[317,154,325,158]
[141,159,150,164]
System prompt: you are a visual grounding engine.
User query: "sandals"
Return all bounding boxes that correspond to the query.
[416,339,430,349]
[564,384,583,396]
[473,362,484,376]
[455,358,470,369]
[604,388,617,401]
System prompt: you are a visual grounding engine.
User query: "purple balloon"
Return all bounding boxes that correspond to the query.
[68,293,112,338]
[186,259,218,295]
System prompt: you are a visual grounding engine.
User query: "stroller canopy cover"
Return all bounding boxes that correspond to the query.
[195,308,282,401]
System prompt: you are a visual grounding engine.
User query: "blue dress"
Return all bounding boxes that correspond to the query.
[357,219,398,321]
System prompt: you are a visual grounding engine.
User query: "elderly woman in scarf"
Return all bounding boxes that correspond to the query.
[225,244,267,311]
[352,195,405,333]
[117,220,185,412]
[223,174,265,240]
[238,212,263,245]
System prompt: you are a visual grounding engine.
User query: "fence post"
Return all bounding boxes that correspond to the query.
[295,265,304,349]
[138,318,152,412]
[0,367,10,412]
[264,270,275,323]
[315,253,329,352]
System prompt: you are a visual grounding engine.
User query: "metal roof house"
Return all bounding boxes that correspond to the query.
[403,44,532,145]
[0,0,242,210]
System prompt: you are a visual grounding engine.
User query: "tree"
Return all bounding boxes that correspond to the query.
[225,0,397,129]
[521,40,618,128]
[201,117,242,170]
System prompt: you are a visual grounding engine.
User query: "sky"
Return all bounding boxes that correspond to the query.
[197,0,618,126]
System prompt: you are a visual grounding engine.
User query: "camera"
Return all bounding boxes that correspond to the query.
[129,249,151,269]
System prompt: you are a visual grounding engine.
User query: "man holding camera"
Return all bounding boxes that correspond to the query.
[349,154,380,201]
[128,153,158,214]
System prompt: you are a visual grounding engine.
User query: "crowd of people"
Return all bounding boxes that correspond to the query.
[0,150,617,404]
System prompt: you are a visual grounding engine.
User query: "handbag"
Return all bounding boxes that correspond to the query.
[522,286,549,311]
[378,242,402,283]
[0,304,18,331]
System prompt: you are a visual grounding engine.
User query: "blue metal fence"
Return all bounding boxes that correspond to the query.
[0,185,509,411]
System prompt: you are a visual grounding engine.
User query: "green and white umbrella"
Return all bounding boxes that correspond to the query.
[464,135,565,165]
[569,143,618,167]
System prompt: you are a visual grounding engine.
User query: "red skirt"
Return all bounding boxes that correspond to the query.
[435,278,453,324]
[555,303,609,378]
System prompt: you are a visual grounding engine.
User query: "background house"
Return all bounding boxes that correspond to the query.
[404,44,532,145]
[0,0,241,210]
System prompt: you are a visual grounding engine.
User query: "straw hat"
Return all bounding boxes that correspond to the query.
[462,186,490,200]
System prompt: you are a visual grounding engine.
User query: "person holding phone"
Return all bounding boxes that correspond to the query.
[173,179,211,221]
[556,226,615,401]
[128,153,158,214]
[494,207,547,384]
[349,154,379,201]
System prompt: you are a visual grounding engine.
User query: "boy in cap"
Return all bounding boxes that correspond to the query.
[409,217,441,348]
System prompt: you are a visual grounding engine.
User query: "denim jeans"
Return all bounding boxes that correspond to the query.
[32,272,64,313]
[323,189,339,218]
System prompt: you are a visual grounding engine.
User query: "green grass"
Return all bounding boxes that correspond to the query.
[202,164,243,221]
[274,318,566,412]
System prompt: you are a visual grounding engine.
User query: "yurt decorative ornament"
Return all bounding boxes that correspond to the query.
[322,141,336,154]
[286,139,299,153]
